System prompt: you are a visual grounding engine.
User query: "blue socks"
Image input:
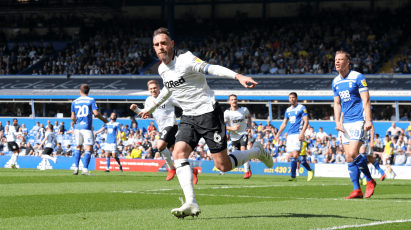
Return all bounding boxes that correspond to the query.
[297,156,312,171]
[373,160,385,175]
[74,150,81,168]
[106,157,110,169]
[84,151,91,169]
[356,154,372,182]
[348,161,361,190]
[290,158,297,178]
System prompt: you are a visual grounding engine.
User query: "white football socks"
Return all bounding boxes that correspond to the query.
[244,161,250,172]
[12,153,19,165]
[229,148,260,170]
[175,159,196,204]
[9,155,15,165]
[42,159,47,170]
[160,148,174,169]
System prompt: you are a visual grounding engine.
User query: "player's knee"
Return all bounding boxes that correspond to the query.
[157,142,167,151]
[217,164,230,172]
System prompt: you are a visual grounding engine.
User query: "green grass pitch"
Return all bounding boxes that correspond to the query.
[1,168,411,229]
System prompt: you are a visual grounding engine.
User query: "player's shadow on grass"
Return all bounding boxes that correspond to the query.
[189,213,376,221]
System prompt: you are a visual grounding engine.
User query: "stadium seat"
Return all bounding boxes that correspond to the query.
[316,155,325,163]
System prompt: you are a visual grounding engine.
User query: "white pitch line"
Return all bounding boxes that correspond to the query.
[317,219,411,229]
[111,191,411,203]
[146,183,350,192]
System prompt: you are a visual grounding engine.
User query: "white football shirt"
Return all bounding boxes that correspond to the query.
[45,131,56,148]
[6,125,18,142]
[158,51,216,116]
[145,95,180,132]
[224,107,250,141]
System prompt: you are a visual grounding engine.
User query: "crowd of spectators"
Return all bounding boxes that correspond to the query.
[1,4,411,76]
[1,118,411,167]
[178,6,409,75]
[0,36,156,75]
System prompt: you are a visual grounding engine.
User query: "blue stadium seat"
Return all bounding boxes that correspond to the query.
[316,155,325,163]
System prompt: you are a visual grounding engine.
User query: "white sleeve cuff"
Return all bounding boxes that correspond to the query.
[134,108,142,114]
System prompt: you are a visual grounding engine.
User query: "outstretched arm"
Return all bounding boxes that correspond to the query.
[94,126,105,136]
[191,60,258,89]
[93,110,109,123]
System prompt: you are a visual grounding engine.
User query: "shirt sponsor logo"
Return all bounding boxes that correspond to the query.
[232,119,244,123]
[165,77,186,89]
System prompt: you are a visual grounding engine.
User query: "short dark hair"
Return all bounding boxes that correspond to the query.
[13,118,17,122]
[48,124,53,130]
[228,94,237,100]
[153,27,171,39]
[80,84,90,94]
[289,92,297,97]
[385,135,389,138]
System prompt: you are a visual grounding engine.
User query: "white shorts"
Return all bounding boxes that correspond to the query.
[361,140,373,155]
[341,121,365,145]
[104,143,117,153]
[75,129,95,146]
[286,134,302,153]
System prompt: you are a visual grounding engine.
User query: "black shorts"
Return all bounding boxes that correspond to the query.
[232,135,248,150]
[386,154,394,165]
[159,125,178,148]
[7,142,19,152]
[42,147,53,155]
[176,102,227,153]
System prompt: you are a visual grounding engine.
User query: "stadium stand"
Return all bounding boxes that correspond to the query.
[1,3,410,76]
[0,117,410,166]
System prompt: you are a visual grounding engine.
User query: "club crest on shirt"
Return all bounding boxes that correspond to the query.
[192,57,203,63]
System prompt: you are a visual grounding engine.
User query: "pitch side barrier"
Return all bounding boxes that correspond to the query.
[2,156,411,179]
[0,118,408,143]
[1,74,411,101]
